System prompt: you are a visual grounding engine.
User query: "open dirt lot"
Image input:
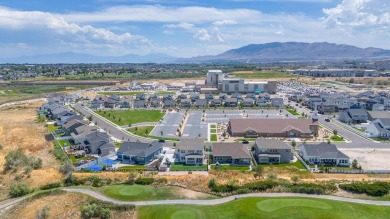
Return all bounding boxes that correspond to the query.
[0,102,62,200]
[341,149,390,170]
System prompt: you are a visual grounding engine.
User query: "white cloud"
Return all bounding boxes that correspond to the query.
[164,22,194,29]
[193,29,211,41]
[323,0,390,28]
[61,5,263,24]
[212,27,225,42]
[213,20,238,26]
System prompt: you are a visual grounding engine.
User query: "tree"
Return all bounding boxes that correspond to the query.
[333,129,338,136]
[160,131,163,136]
[222,132,227,138]
[243,132,248,139]
[87,115,93,121]
[127,172,137,185]
[9,183,32,197]
[351,159,361,169]
[291,140,296,148]
[254,165,264,179]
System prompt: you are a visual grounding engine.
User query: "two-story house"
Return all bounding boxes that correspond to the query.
[174,139,205,165]
[339,109,368,124]
[254,139,293,164]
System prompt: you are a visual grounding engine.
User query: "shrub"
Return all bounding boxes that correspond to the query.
[29,157,43,169]
[135,178,154,185]
[90,175,103,187]
[40,182,62,190]
[36,206,50,219]
[0,143,3,150]
[211,184,238,193]
[208,178,217,188]
[59,162,73,174]
[9,183,33,197]
[245,180,278,191]
[4,149,28,172]
[339,182,390,197]
[80,203,101,219]
[155,178,168,184]
[289,183,337,195]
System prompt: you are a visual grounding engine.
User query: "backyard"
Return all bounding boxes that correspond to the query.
[95,110,165,126]
[210,164,250,171]
[170,163,208,171]
[136,197,390,219]
[259,160,306,169]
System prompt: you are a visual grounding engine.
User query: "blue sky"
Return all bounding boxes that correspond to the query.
[0,0,389,58]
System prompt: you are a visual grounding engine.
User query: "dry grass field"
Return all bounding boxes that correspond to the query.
[0,102,62,200]
[3,192,135,219]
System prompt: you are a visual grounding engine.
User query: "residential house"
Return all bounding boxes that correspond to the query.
[71,129,115,156]
[298,143,350,166]
[180,99,191,107]
[62,119,88,136]
[57,113,83,126]
[225,98,238,107]
[241,98,255,107]
[219,93,227,100]
[367,111,390,121]
[231,93,243,101]
[256,97,269,107]
[90,99,104,110]
[365,118,390,139]
[177,94,187,101]
[135,94,146,101]
[205,94,214,100]
[339,109,368,124]
[228,118,318,138]
[255,139,293,164]
[372,103,385,111]
[133,100,147,109]
[117,141,163,164]
[211,142,251,166]
[271,98,284,108]
[149,99,160,108]
[318,102,336,114]
[174,139,205,165]
[190,93,200,102]
[163,99,176,108]
[246,93,256,99]
[162,94,174,101]
[258,92,270,100]
[194,99,207,108]
[209,99,222,107]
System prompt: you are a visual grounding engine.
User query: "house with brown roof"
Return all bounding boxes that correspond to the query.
[211,142,251,166]
[228,118,318,138]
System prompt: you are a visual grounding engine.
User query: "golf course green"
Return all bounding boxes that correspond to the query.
[136,197,390,219]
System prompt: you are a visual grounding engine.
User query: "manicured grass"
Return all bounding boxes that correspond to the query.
[330,135,345,142]
[114,142,122,148]
[95,110,165,126]
[136,197,390,219]
[128,126,155,137]
[260,160,306,169]
[210,164,249,171]
[47,124,60,132]
[69,156,95,165]
[286,109,300,116]
[210,124,217,129]
[170,163,208,171]
[210,129,217,134]
[57,139,72,147]
[371,137,390,142]
[210,134,217,141]
[100,184,214,201]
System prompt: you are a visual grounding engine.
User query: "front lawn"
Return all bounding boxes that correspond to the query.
[210,129,217,134]
[170,163,208,171]
[210,164,250,171]
[329,135,345,142]
[260,160,306,169]
[210,124,217,129]
[137,197,390,219]
[47,124,60,132]
[95,110,165,126]
[128,126,155,138]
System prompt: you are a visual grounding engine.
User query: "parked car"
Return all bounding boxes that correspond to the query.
[325,118,330,122]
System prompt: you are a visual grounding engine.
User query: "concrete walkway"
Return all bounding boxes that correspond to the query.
[62,188,390,207]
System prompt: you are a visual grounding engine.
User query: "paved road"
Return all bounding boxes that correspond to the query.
[63,188,390,206]
[288,100,389,149]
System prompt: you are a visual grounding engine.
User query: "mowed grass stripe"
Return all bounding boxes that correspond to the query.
[136,197,390,219]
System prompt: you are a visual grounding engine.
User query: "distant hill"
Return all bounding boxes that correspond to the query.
[177,42,390,63]
[0,52,177,64]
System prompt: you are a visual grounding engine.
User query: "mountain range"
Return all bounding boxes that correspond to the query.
[1,42,390,64]
[178,42,390,63]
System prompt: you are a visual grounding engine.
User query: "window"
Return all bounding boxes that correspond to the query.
[181,150,186,154]
[234,84,239,91]
[188,150,194,153]
[197,150,203,153]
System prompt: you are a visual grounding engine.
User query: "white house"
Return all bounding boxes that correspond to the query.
[365,118,390,139]
[174,139,205,165]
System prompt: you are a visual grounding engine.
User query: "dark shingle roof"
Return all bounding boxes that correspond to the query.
[118,140,162,157]
[212,142,251,159]
[300,143,349,159]
[255,139,292,150]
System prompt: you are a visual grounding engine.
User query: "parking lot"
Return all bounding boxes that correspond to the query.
[150,112,184,138]
[151,109,295,140]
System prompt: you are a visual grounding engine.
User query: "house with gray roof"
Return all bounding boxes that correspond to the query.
[117,140,162,164]
[134,100,147,108]
[255,139,293,164]
[241,98,255,107]
[365,118,390,139]
[174,139,205,165]
[194,99,207,108]
[163,99,176,108]
[211,142,251,166]
[180,99,191,107]
[225,98,238,107]
[367,111,390,121]
[90,99,104,110]
[209,99,222,107]
[298,143,350,166]
[271,98,284,108]
[339,108,368,124]
[190,93,200,102]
